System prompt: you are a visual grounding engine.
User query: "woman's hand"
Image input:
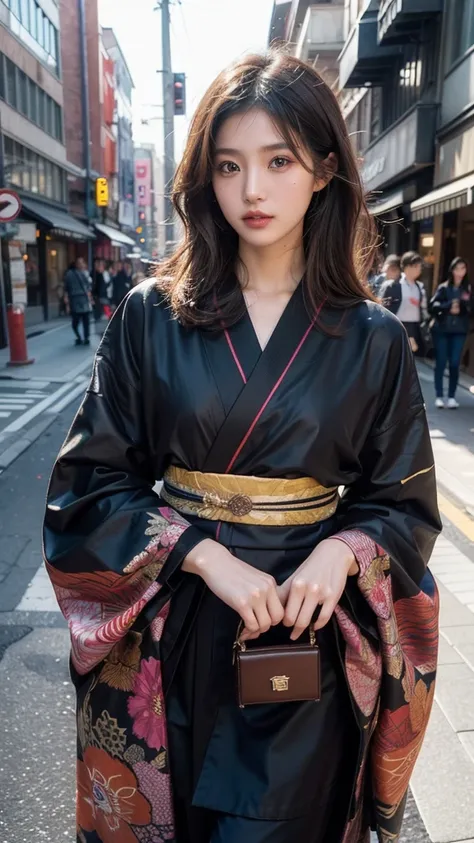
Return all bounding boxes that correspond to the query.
[276,539,358,640]
[183,539,285,637]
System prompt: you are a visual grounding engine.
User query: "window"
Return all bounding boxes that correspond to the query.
[28,149,39,193]
[45,95,54,135]
[10,0,19,18]
[52,164,61,201]
[18,69,28,115]
[29,0,36,38]
[50,23,57,62]
[37,87,45,129]
[6,59,17,108]
[45,159,53,198]
[0,54,4,100]
[36,5,43,46]
[447,0,474,67]
[3,137,14,182]
[20,0,28,28]
[54,101,62,141]
[43,14,50,54]
[28,77,37,122]
[38,155,45,195]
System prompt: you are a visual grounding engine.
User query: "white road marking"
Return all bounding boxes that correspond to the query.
[1,382,74,432]
[45,380,87,414]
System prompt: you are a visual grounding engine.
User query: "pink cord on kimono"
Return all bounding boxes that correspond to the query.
[225,299,326,474]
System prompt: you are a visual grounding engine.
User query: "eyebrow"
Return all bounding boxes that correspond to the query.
[214,142,293,155]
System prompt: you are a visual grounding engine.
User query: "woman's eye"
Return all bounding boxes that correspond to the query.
[218,162,239,174]
[270,157,291,169]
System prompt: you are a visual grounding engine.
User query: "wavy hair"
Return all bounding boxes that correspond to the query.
[157,50,377,328]
[447,257,470,291]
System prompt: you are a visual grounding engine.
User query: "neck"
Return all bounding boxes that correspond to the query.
[237,232,305,295]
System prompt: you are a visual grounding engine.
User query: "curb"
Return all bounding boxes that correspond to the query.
[0,414,59,470]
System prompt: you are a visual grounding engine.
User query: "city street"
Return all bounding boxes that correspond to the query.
[0,324,474,842]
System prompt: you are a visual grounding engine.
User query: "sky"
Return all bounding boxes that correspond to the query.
[99,0,275,160]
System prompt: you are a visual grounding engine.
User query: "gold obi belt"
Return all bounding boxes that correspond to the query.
[162,466,339,527]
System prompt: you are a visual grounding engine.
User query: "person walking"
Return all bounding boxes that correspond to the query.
[429,257,472,408]
[64,257,93,346]
[112,258,133,307]
[92,258,108,322]
[43,51,440,843]
[380,251,428,355]
[370,253,401,296]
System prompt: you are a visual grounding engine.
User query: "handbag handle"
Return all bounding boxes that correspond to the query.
[233,620,317,654]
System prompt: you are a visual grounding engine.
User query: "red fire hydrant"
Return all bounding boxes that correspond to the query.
[7,304,35,367]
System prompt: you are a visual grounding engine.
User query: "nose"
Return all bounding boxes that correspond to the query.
[243,166,266,205]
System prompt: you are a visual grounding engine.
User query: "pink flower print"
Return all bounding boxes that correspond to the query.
[128,658,167,751]
[133,762,174,827]
[151,605,169,643]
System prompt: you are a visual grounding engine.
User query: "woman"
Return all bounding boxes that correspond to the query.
[430,257,471,408]
[43,52,441,843]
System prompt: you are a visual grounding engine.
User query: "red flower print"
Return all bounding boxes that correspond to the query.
[77,746,151,843]
[128,658,167,750]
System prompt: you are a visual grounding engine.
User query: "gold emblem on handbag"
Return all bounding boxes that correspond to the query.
[233,624,321,708]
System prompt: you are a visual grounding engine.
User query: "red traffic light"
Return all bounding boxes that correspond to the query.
[173,73,186,116]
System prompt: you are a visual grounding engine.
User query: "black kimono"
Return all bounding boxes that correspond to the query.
[43,279,441,843]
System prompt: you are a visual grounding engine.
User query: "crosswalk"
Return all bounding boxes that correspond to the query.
[0,376,88,435]
[0,379,52,421]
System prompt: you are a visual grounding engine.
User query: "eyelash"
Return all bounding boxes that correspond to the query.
[217,157,293,174]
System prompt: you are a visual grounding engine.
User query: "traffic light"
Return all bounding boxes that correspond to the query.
[173,73,186,116]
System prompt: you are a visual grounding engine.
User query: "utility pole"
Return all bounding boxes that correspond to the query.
[78,0,93,270]
[160,0,175,252]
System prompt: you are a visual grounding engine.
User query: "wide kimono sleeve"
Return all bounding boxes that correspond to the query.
[333,323,442,841]
[337,323,441,581]
[43,286,203,676]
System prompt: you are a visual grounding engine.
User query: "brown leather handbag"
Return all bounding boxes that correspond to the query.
[233,625,321,708]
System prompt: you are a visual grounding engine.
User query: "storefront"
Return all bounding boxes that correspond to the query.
[410,138,474,376]
[94,223,136,261]
[362,103,438,294]
[14,196,94,326]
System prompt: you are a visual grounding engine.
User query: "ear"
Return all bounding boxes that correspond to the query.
[314,152,338,192]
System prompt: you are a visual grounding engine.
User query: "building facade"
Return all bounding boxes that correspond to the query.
[134,143,166,262]
[59,6,135,264]
[269,0,344,88]
[269,0,474,375]
[102,28,135,241]
[0,0,92,336]
[409,0,474,375]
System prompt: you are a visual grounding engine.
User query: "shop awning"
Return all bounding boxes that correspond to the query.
[95,223,136,247]
[21,197,94,240]
[411,174,474,221]
[368,189,405,217]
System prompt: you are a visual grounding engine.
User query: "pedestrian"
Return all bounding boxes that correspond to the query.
[429,256,472,409]
[380,250,428,355]
[43,51,441,843]
[370,253,401,296]
[92,258,108,322]
[112,258,133,307]
[63,257,93,346]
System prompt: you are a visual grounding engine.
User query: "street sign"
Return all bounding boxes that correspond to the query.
[96,177,109,207]
[0,189,21,222]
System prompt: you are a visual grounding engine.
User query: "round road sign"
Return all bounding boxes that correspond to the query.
[0,189,22,222]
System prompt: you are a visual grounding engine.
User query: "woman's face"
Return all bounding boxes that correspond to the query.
[212,108,331,250]
[452,262,467,285]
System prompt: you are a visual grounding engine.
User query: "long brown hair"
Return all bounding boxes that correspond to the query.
[157,50,377,328]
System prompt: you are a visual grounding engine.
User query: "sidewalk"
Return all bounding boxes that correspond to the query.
[410,364,474,843]
[0,319,100,470]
